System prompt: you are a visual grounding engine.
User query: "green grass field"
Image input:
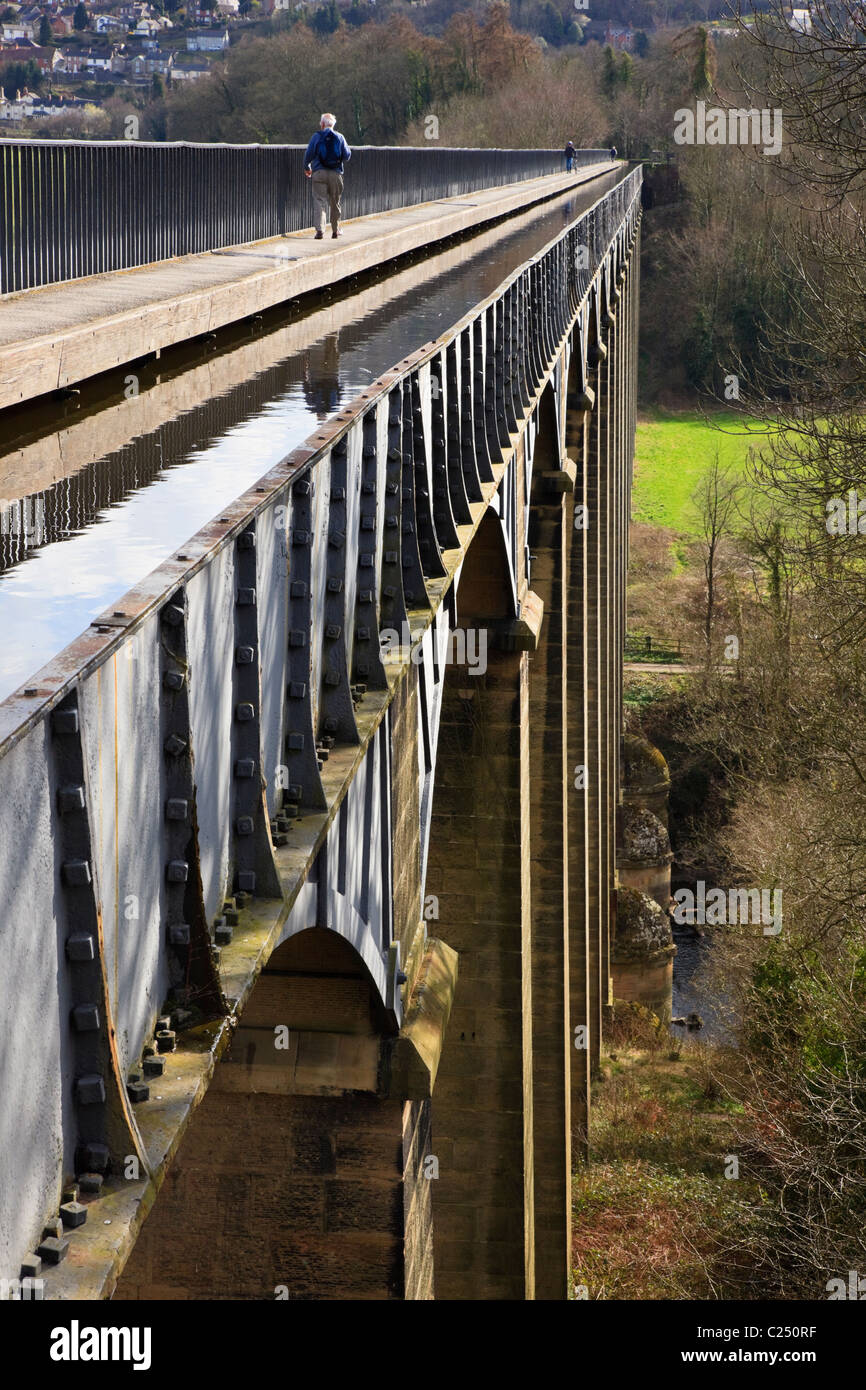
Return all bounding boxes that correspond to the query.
[633,410,773,535]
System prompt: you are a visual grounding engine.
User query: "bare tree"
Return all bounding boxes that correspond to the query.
[693,450,742,658]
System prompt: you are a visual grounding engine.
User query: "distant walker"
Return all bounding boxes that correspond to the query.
[564,139,576,173]
[304,112,352,241]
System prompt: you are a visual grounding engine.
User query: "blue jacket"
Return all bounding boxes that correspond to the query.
[304,129,352,175]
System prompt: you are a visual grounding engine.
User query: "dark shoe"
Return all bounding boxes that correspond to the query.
[314,231,324,240]
[332,230,341,238]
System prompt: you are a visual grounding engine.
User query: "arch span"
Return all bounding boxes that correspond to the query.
[113,926,416,1300]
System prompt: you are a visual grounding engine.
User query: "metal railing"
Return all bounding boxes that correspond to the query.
[0,139,611,295]
[0,169,641,1293]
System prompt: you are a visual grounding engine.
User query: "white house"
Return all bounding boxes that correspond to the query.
[59,44,117,72]
[129,46,173,75]
[186,27,229,50]
[0,85,91,119]
[0,20,37,40]
[171,58,210,80]
[0,87,36,121]
[93,14,128,32]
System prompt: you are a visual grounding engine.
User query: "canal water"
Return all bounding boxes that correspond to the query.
[0,169,624,701]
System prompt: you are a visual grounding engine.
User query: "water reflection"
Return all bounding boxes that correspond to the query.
[302,336,342,421]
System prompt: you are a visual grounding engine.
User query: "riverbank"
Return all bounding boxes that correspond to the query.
[572,1005,762,1300]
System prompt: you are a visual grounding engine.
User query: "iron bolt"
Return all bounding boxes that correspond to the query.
[52,708,79,735]
[62,859,91,887]
[75,1074,106,1105]
[72,1004,100,1032]
[58,784,85,814]
[37,1237,69,1266]
[66,934,95,962]
[60,1201,87,1229]
[80,1143,109,1172]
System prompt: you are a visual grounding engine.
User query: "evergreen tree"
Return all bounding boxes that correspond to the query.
[693,25,712,95]
[38,14,53,46]
[2,58,43,90]
[73,2,88,31]
[672,24,716,96]
[311,0,340,35]
[601,43,617,97]
[539,2,564,46]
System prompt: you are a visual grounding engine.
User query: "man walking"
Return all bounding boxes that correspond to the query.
[304,113,351,240]
[564,139,576,173]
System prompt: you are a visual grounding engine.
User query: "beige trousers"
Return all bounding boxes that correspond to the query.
[311,168,344,234]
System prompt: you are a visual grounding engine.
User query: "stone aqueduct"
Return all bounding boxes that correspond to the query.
[0,166,641,1300]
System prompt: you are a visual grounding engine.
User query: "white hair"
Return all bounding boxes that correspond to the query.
[320,113,336,128]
